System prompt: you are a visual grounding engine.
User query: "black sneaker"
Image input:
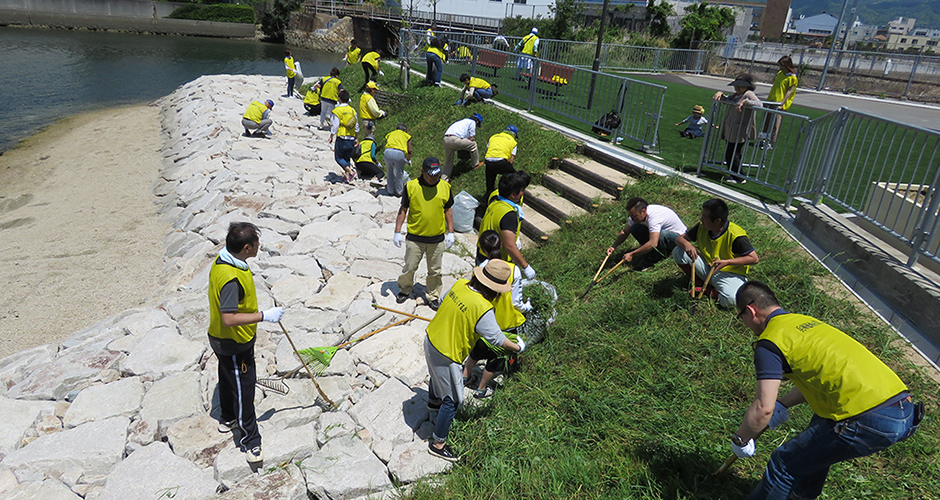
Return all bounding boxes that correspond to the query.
[396,292,409,304]
[428,299,441,311]
[428,442,460,462]
[473,387,494,399]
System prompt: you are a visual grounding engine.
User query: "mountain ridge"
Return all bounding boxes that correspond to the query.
[789,0,940,29]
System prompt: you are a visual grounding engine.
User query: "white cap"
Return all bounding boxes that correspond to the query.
[531,27,538,34]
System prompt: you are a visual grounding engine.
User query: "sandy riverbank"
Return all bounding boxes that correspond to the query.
[0,104,171,358]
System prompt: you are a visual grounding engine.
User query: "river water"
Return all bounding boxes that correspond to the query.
[0,27,343,152]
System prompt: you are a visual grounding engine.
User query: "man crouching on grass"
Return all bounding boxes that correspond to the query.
[730,281,923,499]
[208,222,285,466]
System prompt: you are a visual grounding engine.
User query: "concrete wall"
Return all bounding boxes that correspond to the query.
[0,0,255,37]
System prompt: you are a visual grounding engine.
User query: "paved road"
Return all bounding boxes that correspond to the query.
[643,73,940,131]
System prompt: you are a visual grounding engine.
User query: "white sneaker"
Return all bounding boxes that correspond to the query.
[246,446,263,463]
[218,420,235,433]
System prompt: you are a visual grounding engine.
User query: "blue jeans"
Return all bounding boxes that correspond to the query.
[472,87,494,100]
[334,137,356,168]
[429,378,457,443]
[746,399,917,500]
[426,52,443,85]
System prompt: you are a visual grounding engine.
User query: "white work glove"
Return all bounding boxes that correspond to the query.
[516,235,522,250]
[393,232,404,248]
[261,307,284,323]
[444,232,455,249]
[732,438,756,458]
[522,266,536,280]
[518,299,533,313]
[516,336,526,353]
[768,401,790,430]
[378,70,385,76]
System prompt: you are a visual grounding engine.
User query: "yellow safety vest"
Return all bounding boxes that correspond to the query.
[208,260,258,344]
[485,132,517,160]
[695,222,751,275]
[759,313,908,421]
[304,88,321,106]
[243,101,267,123]
[427,46,446,62]
[320,77,341,102]
[357,138,375,164]
[360,93,380,120]
[285,56,296,78]
[362,51,380,69]
[331,105,357,137]
[521,34,538,55]
[769,71,799,111]
[385,130,411,152]
[467,77,490,90]
[491,262,525,330]
[346,46,361,64]
[405,177,451,237]
[426,279,494,363]
[478,198,520,262]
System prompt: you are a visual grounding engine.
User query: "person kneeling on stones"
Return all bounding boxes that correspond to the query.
[425,259,525,462]
[241,99,274,138]
[462,230,531,400]
[354,122,384,181]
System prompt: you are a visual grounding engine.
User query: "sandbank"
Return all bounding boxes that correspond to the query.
[0,104,171,358]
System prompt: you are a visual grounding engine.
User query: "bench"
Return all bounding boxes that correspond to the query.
[477,49,508,77]
[521,62,575,95]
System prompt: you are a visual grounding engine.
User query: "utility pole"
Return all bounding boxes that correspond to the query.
[587,0,611,109]
[817,0,849,91]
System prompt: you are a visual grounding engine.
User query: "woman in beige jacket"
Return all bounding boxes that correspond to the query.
[713,73,761,184]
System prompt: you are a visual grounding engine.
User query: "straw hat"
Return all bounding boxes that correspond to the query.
[473,260,512,293]
[692,105,705,114]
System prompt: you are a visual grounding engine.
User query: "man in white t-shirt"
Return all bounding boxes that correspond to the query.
[607,197,687,269]
[441,113,483,181]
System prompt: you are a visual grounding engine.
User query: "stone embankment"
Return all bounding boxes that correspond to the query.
[0,75,480,499]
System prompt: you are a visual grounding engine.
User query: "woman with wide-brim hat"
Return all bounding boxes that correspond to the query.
[713,73,761,184]
[423,259,525,462]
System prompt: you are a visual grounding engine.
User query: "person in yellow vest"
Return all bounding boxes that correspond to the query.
[241,99,274,138]
[383,123,413,197]
[316,67,343,130]
[515,27,539,80]
[462,230,532,399]
[425,36,446,87]
[359,81,386,129]
[424,259,525,462]
[393,157,454,310]
[761,55,799,145]
[458,73,495,105]
[673,198,758,308]
[360,50,383,87]
[731,281,922,500]
[208,222,284,465]
[284,49,297,98]
[328,89,359,183]
[303,79,323,117]
[476,171,535,279]
[483,124,518,194]
[353,122,384,181]
[344,39,361,65]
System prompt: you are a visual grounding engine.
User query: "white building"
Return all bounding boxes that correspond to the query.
[887,17,916,36]
[791,13,838,36]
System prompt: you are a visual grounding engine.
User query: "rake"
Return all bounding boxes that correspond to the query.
[297,316,414,371]
[255,377,290,396]
[276,318,335,408]
[372,303,433,321]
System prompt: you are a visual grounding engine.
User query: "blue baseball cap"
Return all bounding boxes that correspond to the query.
[505,124,519,137]
[472,113,483,124]
[265,99,275,108]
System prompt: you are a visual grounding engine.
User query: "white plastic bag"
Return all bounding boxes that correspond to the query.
[453,191,479,233]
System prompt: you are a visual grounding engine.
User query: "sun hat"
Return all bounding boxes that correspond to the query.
[422,157,442,176]
[692,105,705,113]
[473,260,512,293]
[728,74,755,91]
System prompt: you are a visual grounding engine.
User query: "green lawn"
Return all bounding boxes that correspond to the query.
[312,67,940,499]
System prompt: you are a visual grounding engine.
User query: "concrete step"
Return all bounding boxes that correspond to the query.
[542,169,616,211]
[559,157,637,198]
[581,143,657,178]
[524,185,588,226]
[520,206,558,243]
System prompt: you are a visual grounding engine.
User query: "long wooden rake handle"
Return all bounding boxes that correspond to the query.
[596,259,625,283]
[691,261,697,295]
[697,265,718,299]
[335,317,413,349]
[372,303,433,322]
[711,427,769,477]
[593,253,611,282]
[278,320,336,408]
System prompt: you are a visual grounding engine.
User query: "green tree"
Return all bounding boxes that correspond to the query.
[646,0,675,39]
[672,2,736,48]
[260,0,301,43]
[547,0,583,40]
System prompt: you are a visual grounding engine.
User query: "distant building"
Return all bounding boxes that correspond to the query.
[847,23,879,44]
[886,33,940,53]
[791,13,838,37]
[912,28,940,38]
[887,17,916,36]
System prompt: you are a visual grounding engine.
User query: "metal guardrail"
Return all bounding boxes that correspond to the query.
[400,30,667,150]
[699,100,940,267]
[303,0,501,31]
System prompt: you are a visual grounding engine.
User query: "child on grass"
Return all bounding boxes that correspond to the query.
[675,105,709,139]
